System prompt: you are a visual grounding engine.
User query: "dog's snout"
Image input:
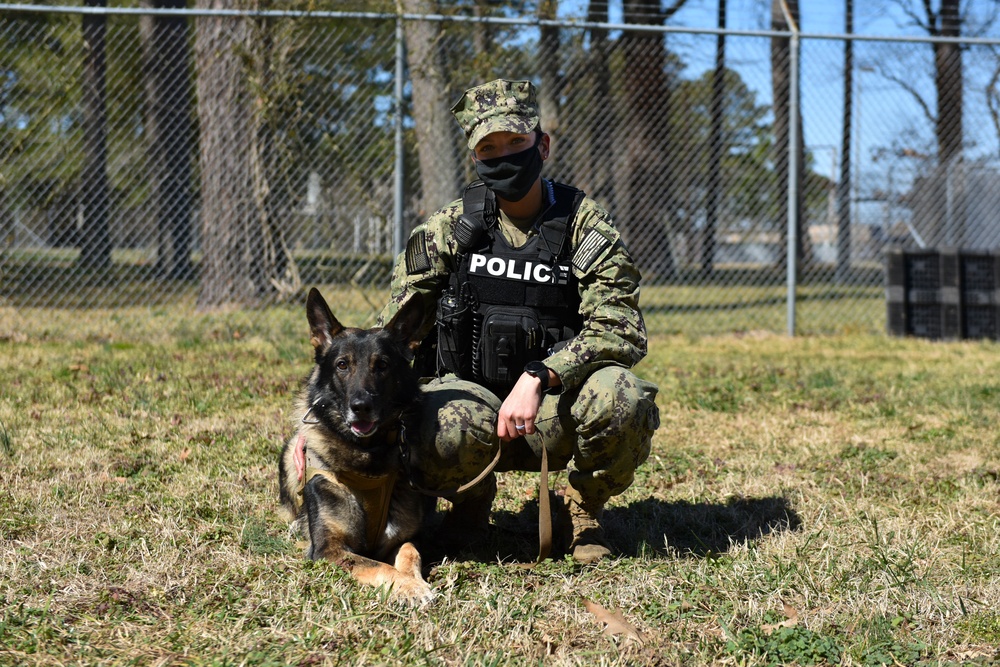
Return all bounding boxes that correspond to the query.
[349,393,375,416]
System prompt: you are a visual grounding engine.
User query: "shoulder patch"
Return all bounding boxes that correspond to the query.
[572,228,613,273]
[405,231,431,275]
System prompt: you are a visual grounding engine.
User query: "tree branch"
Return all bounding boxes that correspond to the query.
[921,0,939,35]
[663,0,689,22]
[881,68,936,126]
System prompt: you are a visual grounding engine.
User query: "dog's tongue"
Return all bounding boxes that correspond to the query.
[352,420,375,435]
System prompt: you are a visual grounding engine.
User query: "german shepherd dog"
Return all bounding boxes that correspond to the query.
[278,288,433,604]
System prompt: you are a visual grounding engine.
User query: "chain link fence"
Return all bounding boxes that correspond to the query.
[3,3,1000,335]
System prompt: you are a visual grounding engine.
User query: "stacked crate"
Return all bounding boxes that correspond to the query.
[886,248,1000,340]
[960,251,1000,339]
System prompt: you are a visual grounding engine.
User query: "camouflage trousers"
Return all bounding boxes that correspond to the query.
[405,366,660,509]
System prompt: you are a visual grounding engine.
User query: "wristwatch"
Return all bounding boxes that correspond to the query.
[524,360,550,391]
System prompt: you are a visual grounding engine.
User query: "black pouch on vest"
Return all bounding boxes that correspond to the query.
[477,305,544,389]
[436,284,473,377]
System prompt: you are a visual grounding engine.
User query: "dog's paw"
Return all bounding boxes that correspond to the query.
[392,577,436,606]
[288,516,306,541]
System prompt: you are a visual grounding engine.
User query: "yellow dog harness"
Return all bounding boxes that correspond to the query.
[293,433,398,550]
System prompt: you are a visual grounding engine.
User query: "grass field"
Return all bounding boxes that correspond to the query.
[1,298,999,666]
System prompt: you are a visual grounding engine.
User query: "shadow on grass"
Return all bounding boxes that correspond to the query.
[425,494,802,564]
[607,495,802,558]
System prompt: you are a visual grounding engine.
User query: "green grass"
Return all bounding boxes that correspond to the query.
[2,249,886,333]
[1,301,999,665]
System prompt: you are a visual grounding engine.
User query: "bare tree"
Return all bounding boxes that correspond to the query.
[704,0,727,275]
[836,0,853,282]
[79,0,112,271]
[883,0,966,244]
[401,0,462,216]
[141,0,196,280]
[195,1,291,307]
[988,53,1000,150]
[471,0,494,62]
[537,0,562,155]
[616,0,688,283]
[771,0,808,267]
[584,0,613,207]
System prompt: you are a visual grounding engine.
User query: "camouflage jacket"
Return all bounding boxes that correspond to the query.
[377,180,648,394]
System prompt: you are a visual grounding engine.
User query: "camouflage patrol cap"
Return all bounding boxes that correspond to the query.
[451,79,540,150]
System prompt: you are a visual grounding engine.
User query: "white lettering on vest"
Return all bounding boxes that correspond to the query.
[468,253,570,285]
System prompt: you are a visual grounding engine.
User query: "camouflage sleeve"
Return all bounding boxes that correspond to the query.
[543,197,648,393]
[376,200,462,340]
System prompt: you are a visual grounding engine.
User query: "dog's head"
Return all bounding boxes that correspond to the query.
[304,288,425,444]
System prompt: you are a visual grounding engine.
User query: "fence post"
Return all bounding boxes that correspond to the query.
[786,26,800,336]
[393,8,406,259]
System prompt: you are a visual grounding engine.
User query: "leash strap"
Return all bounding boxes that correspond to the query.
[404,440,503,499]
[397,421,553,564]
[535,445,552,563]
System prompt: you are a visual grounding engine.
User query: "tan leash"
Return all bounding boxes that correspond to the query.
[401,433,552,565]
[535,445,552,564]
[401,440,503,499]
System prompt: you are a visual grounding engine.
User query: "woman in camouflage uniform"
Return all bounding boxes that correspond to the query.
[378,79,659,564]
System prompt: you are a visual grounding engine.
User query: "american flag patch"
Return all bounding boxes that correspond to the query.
[572,228,612,272]
[405,231,431,275]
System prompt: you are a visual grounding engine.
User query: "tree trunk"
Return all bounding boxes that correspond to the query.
[401,0,462,215]
[195,1,257,308]
[537,0,562,170]
[584,0,613,207]
[247,11,289,294]
[704,0,726,275]
[770,0,808,268]
[935,0,963,166]
[933,0,966,245]
[616,0,678,283]
[79,0,112,271]
[472,0,493,66]
[141,0,196,280]
[836,0,853,282]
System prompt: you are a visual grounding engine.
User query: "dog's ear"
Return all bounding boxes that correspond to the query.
[306,288,344,351]
[383,293,426,353]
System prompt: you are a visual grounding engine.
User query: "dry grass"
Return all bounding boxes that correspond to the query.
[2,300,999,666]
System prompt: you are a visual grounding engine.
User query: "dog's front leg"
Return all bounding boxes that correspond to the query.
[302,474,366,559]
[336,547,434,606]
[389,542,434,604]
[302,475,433,605]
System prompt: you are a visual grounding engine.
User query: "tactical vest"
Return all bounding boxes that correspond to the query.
[434,180,585,395]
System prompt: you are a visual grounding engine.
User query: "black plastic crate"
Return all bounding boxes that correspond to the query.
[886,248,961,340]
[887,248,1000,340]
[963,305,999,339]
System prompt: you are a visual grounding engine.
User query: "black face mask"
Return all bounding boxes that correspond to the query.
[474,144,543,202]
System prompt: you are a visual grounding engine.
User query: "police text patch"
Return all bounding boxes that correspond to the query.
[468,253,570,285]
[572,228,613,272]
[405,231,431,275]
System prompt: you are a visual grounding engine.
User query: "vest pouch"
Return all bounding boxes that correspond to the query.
[477,305,544,388]
[436,286,472,377]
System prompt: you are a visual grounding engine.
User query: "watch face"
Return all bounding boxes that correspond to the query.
[525,361,548,388]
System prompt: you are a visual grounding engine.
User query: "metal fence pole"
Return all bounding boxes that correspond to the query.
[393,11,406,258]
[786,28,800,336]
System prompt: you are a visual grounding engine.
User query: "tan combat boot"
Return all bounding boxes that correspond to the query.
[567,498,612,564]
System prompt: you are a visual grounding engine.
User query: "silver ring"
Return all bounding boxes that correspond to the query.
[515,424,526,431]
